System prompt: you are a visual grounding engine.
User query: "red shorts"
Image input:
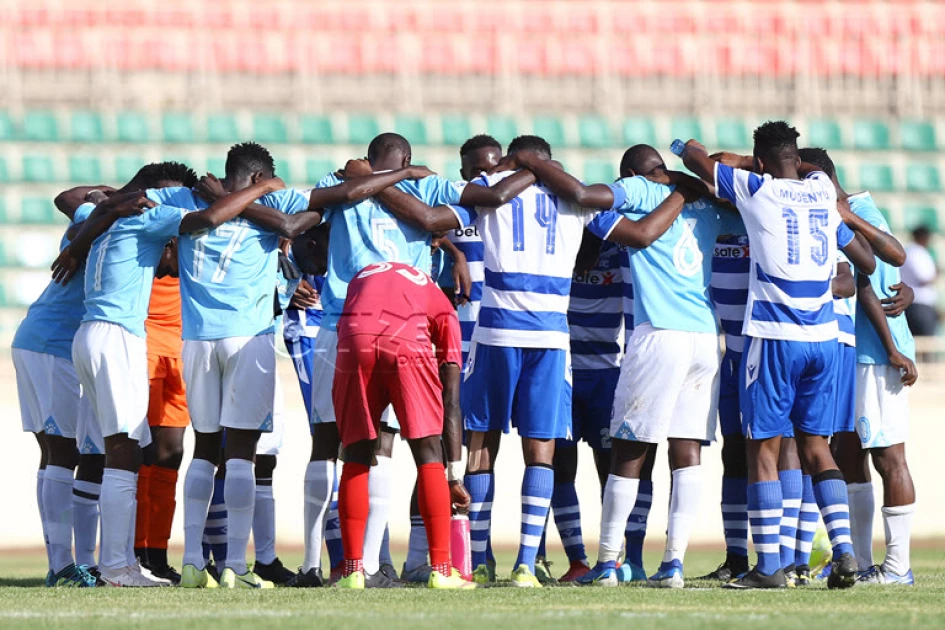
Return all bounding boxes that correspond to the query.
[333,334,443,446]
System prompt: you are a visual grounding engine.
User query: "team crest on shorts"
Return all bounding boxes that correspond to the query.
[259,413,274,432]
[43,416,62,436]
[856,416,870,444]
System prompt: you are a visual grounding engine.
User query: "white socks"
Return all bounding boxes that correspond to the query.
[43,466,75,573]
[182,458,216,569]
[224,459,256,575]
[598,474,639,564]
[37,470,52,569]
[363,456,393,575]
[662,465,702,565]
[881,503,915,576]
[73,480,101,568]
[302,460,333,572]
[99,468,136,571]
[253,483,277,565]
[405,515,429,571]
[126,493,138,567]
[847,482,875,570]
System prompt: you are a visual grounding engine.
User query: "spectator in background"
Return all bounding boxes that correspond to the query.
[900,226,939,341]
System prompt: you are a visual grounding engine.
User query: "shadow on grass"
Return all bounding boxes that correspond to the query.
[0,577,46,588]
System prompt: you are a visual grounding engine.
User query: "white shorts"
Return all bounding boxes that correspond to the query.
[77,401,104,455]
[308,326,397,430]
[183,333,276,434]
[72,321,151,444]
[257,376,285,456]
[13,348,82,439]
[610,324,721,443]
[855,363,909,448]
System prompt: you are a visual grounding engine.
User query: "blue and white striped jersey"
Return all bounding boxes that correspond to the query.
[449,218,485,367]
[283,267,325,340]
[569,241,625,370]
[710,233,750,354]
[619,247,635,345]
[833,252,856,347]
[468,171,623,350]
[715,164,854,342]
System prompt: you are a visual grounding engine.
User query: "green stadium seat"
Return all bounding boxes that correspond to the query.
[583,159,616,184]
[858,164,895,192]
[715,119,750,149]
[578,116,611,149]
[348,114,380,146]
[253,114,289,144]
[622,118,656,146]
[0,112,13,140]
[834,164,848,187]
[0,197,7,223]
[853,120,890,151]
[0,157,8,183]
[670,118,702,145]
[903,206,940,232]
[532,116,566,147]
[395,116,429,146]
[299,115,334,144]
[23,111,59,142]
[20,198,56,224]
[905,163,941,193]
[116,112,151,143]
[207,158,226,177]
[68,155,102,183]
[306,159,337,181]
[71,111,105,143]
[899,120,937,152]
[22,155,56,182]
[162,113,194,144]
[487,116,517,146]
[115,156,146,183]
[807,120,843,149]
[440,115,472,147]
[274,159,291,182]
[207,114,241,144]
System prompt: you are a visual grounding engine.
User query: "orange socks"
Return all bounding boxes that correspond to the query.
[148,466,179,551]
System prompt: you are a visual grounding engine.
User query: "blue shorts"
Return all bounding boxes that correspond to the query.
[462,343,572,440]
[559,367,619,450]
[833,343,857,434]
[718,349,743,437]
[740,337,838,440]
[284,335,316,436]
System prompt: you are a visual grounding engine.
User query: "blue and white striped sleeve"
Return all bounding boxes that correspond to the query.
[715,163,765,206]
[836,222,855,249]
[586,210,621,240]
[447,205,478,228]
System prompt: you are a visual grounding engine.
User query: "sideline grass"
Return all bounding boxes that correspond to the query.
[1,547,944,629]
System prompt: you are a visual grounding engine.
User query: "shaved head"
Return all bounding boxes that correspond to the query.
[620,144,665,178]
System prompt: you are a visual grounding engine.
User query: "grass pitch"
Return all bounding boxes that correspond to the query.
[1,547,944,629]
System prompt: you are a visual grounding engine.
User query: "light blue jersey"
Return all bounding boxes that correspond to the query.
[146,187,310,340]
[610,176,744,334]
[82,205,187,337]
[315,172,467,332]
[850,192,916,364]
[12,203,96,360]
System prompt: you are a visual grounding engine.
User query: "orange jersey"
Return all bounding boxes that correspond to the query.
[145,275,183,358]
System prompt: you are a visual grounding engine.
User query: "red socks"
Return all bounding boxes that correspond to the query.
[134,464,152,549]
[148,466,179,552]
[339,462,371,576]
[417,462,451,575]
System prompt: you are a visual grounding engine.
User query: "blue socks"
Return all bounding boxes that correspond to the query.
[795,474,818,567]
[624,479,652,568]
[748,480,783,576]
[552,482,585,562]
[466,472,495,570]
[515,466,554,572]
[813,472,854,558]
[721,476,749,559]
[779,469,803,569]
[202,476,227,565]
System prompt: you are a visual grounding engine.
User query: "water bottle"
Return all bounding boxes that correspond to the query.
[450,514,472,580]
[670,139,686,157]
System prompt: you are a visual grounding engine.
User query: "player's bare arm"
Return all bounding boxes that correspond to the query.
[54,184,116,221]
[458,169,536,208]
[837,198,907,267]
[881,282,915,317]
[604,189,693,249]
[319,159,435,208]
[439,362,470,513]
[680,139,720,185]
[179,174,285,234]
[500,151,616,208]
[439,238,472,305]
[856,272,918,386]
[839,231,878,275]
[51,191,156,284]
[833,262,855,299]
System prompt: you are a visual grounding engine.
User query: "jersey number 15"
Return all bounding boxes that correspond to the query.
[782,208,829,266]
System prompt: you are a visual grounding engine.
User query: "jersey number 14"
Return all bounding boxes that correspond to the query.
[511,193,558,254]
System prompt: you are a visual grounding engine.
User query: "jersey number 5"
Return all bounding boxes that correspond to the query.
[511,193,558,254]
[782,208,829,266]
